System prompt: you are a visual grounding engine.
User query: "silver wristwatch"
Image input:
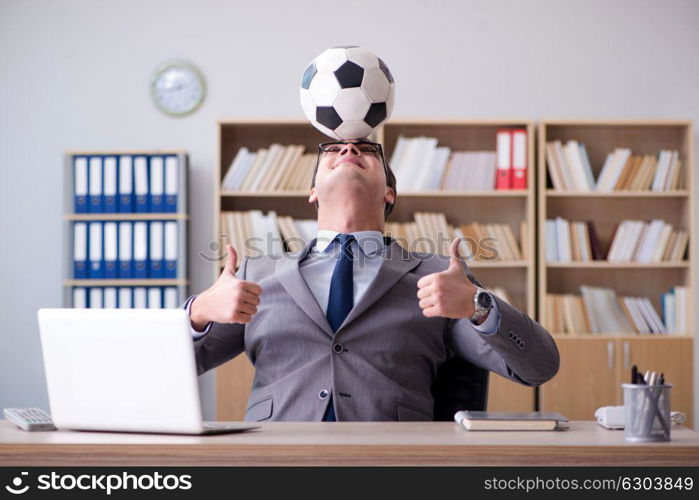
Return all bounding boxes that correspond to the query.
[469,287,493,322]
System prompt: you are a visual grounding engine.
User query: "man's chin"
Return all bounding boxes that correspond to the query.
[318,177,381,202]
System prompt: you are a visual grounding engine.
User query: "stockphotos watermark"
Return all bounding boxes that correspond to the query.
[199,234,502,266]
[4,470,192,495]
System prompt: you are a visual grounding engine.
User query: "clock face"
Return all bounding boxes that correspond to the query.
[151,62,205,116]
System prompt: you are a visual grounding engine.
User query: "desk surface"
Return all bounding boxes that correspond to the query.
[1,420,698,466]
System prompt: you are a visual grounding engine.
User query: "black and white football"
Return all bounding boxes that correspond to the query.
[300,46,395,140]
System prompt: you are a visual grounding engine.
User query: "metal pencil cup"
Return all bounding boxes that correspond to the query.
[622,383,672,442]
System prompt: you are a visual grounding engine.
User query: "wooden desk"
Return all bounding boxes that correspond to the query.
[1,420,698,466]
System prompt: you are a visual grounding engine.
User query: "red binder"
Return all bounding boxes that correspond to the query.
[512,129,527,189]
[496,129,512,190]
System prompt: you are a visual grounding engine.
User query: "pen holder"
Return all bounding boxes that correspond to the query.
[622,383,672,442]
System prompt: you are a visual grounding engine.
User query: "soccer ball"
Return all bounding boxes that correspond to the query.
[300,46,395,140]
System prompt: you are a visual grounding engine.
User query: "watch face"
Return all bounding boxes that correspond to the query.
[151,62,205,116]
[477,291,492,308]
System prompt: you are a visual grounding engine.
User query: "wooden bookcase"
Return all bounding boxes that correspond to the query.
[536,120,695,425]
[214,118,537,420]
[63,150,189,307]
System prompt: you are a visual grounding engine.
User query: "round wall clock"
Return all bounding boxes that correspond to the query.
[151,61,206,116]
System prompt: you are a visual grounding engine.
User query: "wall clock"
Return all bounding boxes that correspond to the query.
[151,61,206,116]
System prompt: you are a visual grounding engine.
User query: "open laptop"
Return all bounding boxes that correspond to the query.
[37,308,258,435]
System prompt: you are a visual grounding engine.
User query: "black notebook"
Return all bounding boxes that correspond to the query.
[454,411,569,431]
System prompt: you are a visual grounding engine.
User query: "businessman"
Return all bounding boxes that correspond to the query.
[187,139,559,421]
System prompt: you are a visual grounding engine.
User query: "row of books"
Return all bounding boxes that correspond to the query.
[389,129,528,191]
[221,145,317,192]
[545,217,688,262]
[220,210,524,261]
[545,285,687,334]
[545,141,684,192]
[72,287,180,309]
[73,155,181,213]
[73,221,180,279]
[385,216,526,260]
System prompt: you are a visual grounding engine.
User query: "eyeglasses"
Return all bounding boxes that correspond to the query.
[318,140,383,157]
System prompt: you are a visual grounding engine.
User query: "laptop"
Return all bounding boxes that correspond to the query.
[37,308,259,435]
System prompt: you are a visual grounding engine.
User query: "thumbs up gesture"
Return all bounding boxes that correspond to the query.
[190,245,262,330]
[416,238,478,319]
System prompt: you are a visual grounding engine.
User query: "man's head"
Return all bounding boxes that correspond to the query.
[309,139,397,221]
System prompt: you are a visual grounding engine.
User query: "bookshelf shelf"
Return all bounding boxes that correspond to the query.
[221,191,308,197]
[545,190,689,198]
[547,261,689,269]
[551,333,691,339]
[64,214,190,221]
[64,279,189,287]
[220,190,530,198]
[466,260,530,268]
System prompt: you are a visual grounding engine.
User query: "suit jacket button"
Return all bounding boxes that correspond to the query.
[333,343,344,353]
[319,390,329,400]
[508,330,514,338]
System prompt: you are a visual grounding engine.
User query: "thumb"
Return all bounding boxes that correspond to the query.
[447,238,465,273]
[222,244,238,275]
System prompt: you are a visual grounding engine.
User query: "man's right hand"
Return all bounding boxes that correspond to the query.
[189,245,262,331]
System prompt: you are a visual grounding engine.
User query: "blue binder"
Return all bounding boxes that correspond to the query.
[89,287,103,309]
[72,287,88,308]
[118,287,132,309]
[149,221,164,278]
[164,156,179,213]
[88,222,104,278]
[103,156,118,213]
[147,287,163,309]
[74,156,89,213]
[164,221,178,278]
[119,156,134,213]
[73,222,88,279]
[134,156,149,213]
[118,222,133,279]
[103,222,118,279]
[149,156,165,213]
[88,156,104,213]
[133,221,148,278]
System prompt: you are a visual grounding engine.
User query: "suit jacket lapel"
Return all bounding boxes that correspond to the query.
[274,238,334,337]
[337,239,421,332]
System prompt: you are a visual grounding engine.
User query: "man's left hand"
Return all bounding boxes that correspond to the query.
[417,238,478,319]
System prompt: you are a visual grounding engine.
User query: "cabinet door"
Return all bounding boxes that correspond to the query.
[621,338,693,428]
[539,338,619,420]
[488,374,535,411]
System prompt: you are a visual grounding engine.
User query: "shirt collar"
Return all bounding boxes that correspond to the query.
[314,229,385,256]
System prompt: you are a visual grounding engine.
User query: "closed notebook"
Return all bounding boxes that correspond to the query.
[454,411,569,431]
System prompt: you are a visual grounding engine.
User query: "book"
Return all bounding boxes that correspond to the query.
[454,411,569,431]
[495,130,512,189]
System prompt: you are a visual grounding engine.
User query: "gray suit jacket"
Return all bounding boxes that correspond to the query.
[192,238,559,422]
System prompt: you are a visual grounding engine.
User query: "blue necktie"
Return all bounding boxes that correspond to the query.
[322,233,354,421]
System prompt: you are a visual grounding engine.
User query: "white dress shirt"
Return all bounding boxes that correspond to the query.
[189,229,500,338]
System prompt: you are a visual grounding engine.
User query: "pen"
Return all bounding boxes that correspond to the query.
[643,370,650,383]
[631,364,638,384]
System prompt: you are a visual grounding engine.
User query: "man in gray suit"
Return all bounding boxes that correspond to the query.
[187,139,559,422]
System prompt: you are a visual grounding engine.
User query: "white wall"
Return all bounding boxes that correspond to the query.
[1,0,697,425]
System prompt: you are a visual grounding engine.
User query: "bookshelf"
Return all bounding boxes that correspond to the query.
[63,150,189,308]
[537,119,694,424]
[215,118,537,420]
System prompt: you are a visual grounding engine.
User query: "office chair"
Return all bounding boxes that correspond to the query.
[431,354,490,421]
